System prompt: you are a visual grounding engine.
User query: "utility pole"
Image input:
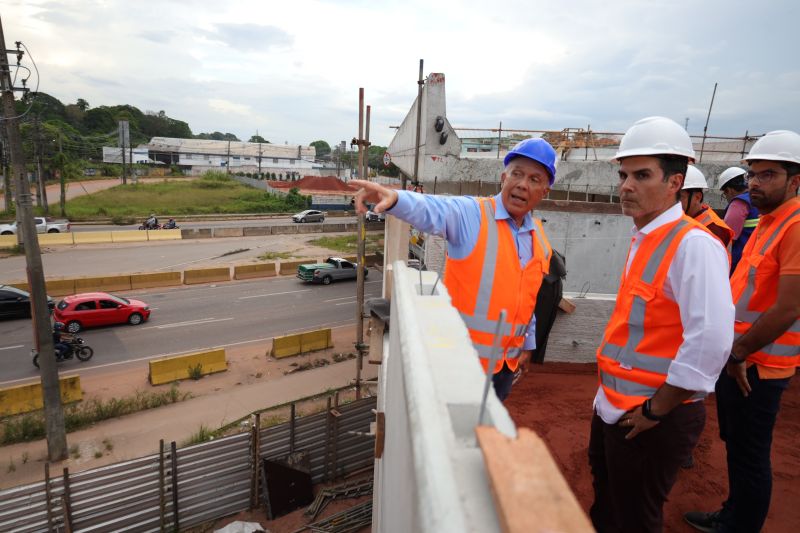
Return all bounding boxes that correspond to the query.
[257,133,263,178]
[226,140,231,175]
[57,132,65,217]
[409,59,424,191]
[34,114,48,212]
[0,16,67,460]
[1,123,11,212]
[352,89,371,399]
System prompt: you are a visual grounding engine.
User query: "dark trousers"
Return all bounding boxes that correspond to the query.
[589,401,705,533]
[715,366,791,533]
[492,364,515,401]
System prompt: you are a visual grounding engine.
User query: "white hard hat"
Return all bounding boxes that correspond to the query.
[614,116,696,162]
[718,167,746,189]
[682,165,708,190]
[743,130,800,165]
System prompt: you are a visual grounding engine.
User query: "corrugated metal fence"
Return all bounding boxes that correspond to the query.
[0,396,376,532]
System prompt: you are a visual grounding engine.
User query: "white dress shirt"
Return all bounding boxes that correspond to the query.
[594,203,734,424]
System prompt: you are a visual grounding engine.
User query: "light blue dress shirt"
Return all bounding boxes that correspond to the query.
[389,191,538,350]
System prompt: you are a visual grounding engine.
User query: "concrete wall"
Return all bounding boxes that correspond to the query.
[374,264,517,533]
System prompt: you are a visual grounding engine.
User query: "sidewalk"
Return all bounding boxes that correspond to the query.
[0,326,376,490]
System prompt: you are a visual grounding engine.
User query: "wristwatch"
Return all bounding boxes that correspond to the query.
[641,399,665,422]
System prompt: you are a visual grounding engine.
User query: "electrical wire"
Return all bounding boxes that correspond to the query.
[0,41,40,122]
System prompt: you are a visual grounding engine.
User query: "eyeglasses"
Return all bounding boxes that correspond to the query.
[746,169,786,184]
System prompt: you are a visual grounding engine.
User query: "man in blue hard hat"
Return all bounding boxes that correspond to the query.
[351,137,556,401]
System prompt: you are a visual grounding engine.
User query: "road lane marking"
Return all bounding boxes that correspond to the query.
[335,301,356,306]
[142,317,234,330]
[324,296,356,302]
[0,344,24,351]
[239,289,312,300]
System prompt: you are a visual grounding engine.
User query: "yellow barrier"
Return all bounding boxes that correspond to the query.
[183,267,230,285]
[38,232,75,245]
[233,263,277,280]
[131,271,182,289]
[271,328,333,358]
[75,275,133,293]
[45,278,77,297]
[278,259,315,275]
[147,228,182,241]
[0,234,16,247]
[73,231,113,244]
[148,349,227,385]
[0,375,82,416]
[111,230,148,243]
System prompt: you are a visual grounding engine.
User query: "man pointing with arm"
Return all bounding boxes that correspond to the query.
[351,138,556,401]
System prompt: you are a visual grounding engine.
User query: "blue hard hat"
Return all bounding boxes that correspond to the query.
[503,138,557,185]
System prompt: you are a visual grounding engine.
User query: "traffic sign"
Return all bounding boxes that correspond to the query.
[383,152,392,167]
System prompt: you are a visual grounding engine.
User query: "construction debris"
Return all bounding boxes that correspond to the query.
[293,500,372,533]
[304,479,373,521]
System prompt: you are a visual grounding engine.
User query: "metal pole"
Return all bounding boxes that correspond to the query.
[170,441,180,532]
[741,130,749,160]
[159,440,166,533]
[355,101,370,400]
[409,59,424,191]
[0,16,67,460]
[698,82,718,163]
[497,121,502,159]
[62,467,73,532]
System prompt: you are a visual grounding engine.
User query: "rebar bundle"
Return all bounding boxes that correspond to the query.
[304,479,373,521]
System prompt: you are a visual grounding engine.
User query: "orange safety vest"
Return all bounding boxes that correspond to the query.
[596,216,710,410]
[696,204,735,246]
[444,198,552,374]
[730,199,800,369]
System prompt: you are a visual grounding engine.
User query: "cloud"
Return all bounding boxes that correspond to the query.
[139,30,171,44]
[199,23,293,52]
[208,98,252,116]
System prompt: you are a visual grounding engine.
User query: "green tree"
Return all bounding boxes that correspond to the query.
[310,140,331,158]
[76,98,90,111]
[83,107,117,134]
[249,134,269,143]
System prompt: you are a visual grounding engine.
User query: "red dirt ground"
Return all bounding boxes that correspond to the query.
[267,176,358,193]
[504,362,800,533]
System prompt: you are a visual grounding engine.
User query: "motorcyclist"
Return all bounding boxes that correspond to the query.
[53,322,70,360]
[163,218,177,229]
[145,213,159,229]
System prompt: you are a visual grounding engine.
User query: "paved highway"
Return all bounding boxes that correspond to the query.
[70,216,359,232]
[0,272,384,384]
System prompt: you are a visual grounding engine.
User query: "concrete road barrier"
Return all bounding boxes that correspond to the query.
[297,223,324,234]
[243,226,272,236]
[277,259,310,275]
[181,228,213,239]
[212,227,244,238]
[131,271,182,289]
[45,278,77,296]
[322,223,348,233]
[149,349,227,385]
[38,232,75,245]
[0,235,16,247]
[74,231,113,244]
[271,225,299,235]
[0,375,82,416]
[271,328,333,358]
[75,275,133,293]
[183,267,231,285]
[233,263,277,280]
[147,228,182,241]
[111,230,148,243]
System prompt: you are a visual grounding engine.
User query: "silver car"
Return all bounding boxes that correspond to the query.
[292,210,325,223]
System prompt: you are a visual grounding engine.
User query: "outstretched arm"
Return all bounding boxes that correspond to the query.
[350,180,399,215]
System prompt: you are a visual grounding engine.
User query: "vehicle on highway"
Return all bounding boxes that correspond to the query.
[297,257,367,285]
[54,292,151,333]
[0,217,71,235]
[0,285,55,319]
[33,335,93,368]
[366,210,385,222]
[292,209,325,223]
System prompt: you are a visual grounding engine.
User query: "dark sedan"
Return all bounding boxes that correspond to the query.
[0,285,55,319]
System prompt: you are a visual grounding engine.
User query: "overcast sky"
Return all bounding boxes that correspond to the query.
[3,0,798,147]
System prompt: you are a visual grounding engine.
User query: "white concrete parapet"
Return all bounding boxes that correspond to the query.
[373,262,516,533]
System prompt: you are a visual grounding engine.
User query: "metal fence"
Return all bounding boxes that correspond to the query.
[0,395,377,532]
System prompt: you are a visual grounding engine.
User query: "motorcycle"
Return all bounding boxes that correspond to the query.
[32,336,94,368]
[162,219,179,229]
[138,220,162,230]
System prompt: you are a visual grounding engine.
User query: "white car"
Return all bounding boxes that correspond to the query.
[366,211,385,222]
[0,217,71,235]
[291,210,325,223]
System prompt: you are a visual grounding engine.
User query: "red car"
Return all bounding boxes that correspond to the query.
[54,292,151,333]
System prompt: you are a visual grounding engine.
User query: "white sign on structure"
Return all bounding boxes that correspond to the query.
[383,152,392,167]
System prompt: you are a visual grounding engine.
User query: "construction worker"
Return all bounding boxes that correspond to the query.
[681,165,735,247]
[685,130,800,533]
[718,166,760,273]
[589,116,734,533]
[350,138,556,401]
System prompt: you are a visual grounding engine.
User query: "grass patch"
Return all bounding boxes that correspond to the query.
[308,234,383,254]
[188,363,203,380]
[0,383,191,445]
[257,250,294,260]
[183,424,215,446]
[61,171,311,220]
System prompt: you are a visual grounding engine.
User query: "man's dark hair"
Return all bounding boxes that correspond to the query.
[779,161,800,179]
[722,176,747,192]
[656,154,688,201]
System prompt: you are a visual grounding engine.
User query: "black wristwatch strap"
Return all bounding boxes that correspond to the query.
[642,399,665,421]
[728,352,746,364]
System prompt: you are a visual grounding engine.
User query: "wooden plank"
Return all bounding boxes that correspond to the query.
[367,316,385,365]
[558,297,576,314]
[475,426,593,533]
